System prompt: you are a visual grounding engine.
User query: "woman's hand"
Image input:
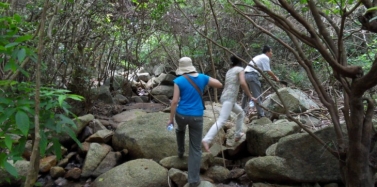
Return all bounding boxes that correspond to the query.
[250,96,258,102]
[167,121,174,127]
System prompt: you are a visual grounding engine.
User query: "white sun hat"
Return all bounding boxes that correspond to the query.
[176,57,197,75]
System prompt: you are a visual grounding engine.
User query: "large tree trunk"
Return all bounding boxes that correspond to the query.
[345,96,374,186]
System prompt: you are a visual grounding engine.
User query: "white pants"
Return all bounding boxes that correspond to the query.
[202,101,244,143]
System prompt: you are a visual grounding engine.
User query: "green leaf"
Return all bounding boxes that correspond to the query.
[369,16,377,22]
[4,161,18,178]
[11,137,26,158]
[0,80,18,86]
[4,60,18,72]
[366,6,377,13]
[15,35,32,43]
[4,135,12,150]
[52,138,62,160]
[13,14,21,22]
[0,108,16,125]
[5,42,19,48]
[67,94,84,101]
[19,67,30,77]
[17,48,26,62]
[39,131,48,157]
[0,153,7,164]
[59,114,77,128]
[15,110,29,136]
[63,126,81,148]
[0,2,10,8]
[0,96,12,105]
[55,120,62,133]
[58,95,66,106]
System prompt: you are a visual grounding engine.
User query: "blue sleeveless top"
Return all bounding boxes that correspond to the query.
[174,73,209,116]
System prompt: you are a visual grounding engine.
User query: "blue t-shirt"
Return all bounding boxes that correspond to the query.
[174,73,210,116]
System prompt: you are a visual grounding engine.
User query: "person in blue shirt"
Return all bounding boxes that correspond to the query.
[168,57,222,187]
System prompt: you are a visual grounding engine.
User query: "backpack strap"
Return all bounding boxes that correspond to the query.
[182,74,206,110]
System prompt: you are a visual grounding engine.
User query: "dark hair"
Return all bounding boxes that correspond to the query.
[230,55,243,67]
[262,45,271,54]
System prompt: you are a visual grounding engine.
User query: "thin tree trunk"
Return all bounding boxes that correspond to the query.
[202,0,218,102]
[24,0,49,186]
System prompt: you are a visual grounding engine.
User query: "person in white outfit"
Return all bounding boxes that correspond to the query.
[202,55,256,152]
[241,45,279,118]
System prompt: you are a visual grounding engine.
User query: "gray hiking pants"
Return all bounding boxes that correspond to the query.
[175,113,203,185]
[241,72,265,117]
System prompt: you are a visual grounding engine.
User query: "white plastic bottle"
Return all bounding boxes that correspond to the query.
[249,100,255,108]
[167,123,174,131]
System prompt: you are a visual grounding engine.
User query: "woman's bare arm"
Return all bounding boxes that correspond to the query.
[208,77,223,88]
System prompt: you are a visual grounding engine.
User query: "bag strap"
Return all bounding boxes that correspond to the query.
[247,59,256,67]
[182,74,206,109]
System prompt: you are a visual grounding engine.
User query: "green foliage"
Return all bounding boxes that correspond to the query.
[0,81,84,177]
[0,3,36,77]
[288,70,309,88]
[132,0,174,20]
[0,4,83,179]
[273,61,312,89]
[348,40,377,72]
[366,6,377,22]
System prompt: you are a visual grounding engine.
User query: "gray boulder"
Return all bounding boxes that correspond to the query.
[112,107,223,161]
[113,94,129,105]
[203,165,230,183]
[183,181,216,187]
[161,73,177,85]
[91,159,168,187]
[152,95,170,105]
[159,153,213,171]
[263,87,319,114]
[154,73,167,85]
[0,160,29,186]
[112,112,182,160]
[246,119,301,156]
[168,168,188,187]
[81,143,112,177]
[245,126,342,183]
[151,85,174,98]
[137,72,151,82]
[153,64,168,76]
[95,85,114,104]
[103,76,127,91]
[92,152,122,177]
[59,114,94,146]
[111,109,148,124]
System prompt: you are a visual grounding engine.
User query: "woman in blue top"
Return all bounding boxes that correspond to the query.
[202,55,257,152]
[168,57,222,187]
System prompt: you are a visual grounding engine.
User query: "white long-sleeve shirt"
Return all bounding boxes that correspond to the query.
[244,53,271,76]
